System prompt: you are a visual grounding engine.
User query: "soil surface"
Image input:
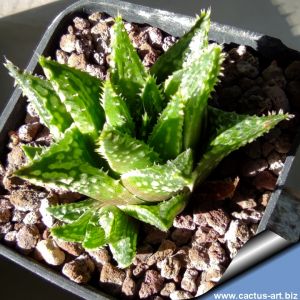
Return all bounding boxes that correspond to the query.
[1,12,300,300]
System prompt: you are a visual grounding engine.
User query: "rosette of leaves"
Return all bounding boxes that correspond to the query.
[5,11,291,267]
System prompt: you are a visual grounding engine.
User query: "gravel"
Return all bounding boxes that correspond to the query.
[36,239,66,265]
[0,11,299,300]
[63,254,95,283]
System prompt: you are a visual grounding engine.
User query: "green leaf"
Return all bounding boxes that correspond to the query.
[120,193,188,231]
[192,107,292,186]
[150,9,211,82]
[148,93,185,160]
[110,17,164,139]
[51,210,93,242]
[110,16,147,114]
[15,127,141,204]
[121,152,193,202]
[99,206,138,268]
[22,145,43,161]
[139,75,165,139]
[171,148,194,177]
[164,68,183,100]
[98,125,161,174]
[39,57,104,140]
[4,60,73,140]
[182,44,224,151]
[83,210,106,250]
[101,80,135,135]
[47,199,96,223]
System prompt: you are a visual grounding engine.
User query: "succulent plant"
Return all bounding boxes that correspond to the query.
[5,11,291,268]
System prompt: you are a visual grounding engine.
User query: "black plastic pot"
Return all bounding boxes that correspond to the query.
[0,1,299,299]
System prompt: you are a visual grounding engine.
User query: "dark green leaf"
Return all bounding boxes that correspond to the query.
[148,93,185,160]
[16,127,140,204]
[101,80,135,135]
[121,151,193,202]
[110,16,146,114]
[99,206,138,268]
[39,57,104,140]
[192,107,292,186]
[51,210,93,242]
[5,60,73,140]
[120,193,188,231]
[47,199,96,223]
[98,125,160,174]
[83,210,106,250]
[150,9,211,82]
[22,145,43,161]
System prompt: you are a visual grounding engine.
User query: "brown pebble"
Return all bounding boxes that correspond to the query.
[262,61,286,88]
[133,263,149,278]
[17,122,41,142]
[86,64,106,80]
[139,270,164,299]
[197,280,215,296]
[16,224,40,252]
[285,60,300,80]
[202,265,224,282]
[173,214,195,230]
[36,239,65,266]
[158,256,182,281]
[0,208,11,223]
[100,263,126,287]
[9,189,42,212]
[75,37,92,55]
[63,254,95,283]
[87,248,111,267]
[181,269,199,293]
[60,34,77,53]
[23,210,41,225]
[171,228,193,246]
[192,227,219,245]
[91,22,110,41]
[73,17,90,30]
[264,86,290,112]
[170,290,193,300]
[147,240,176,266]
[56,49,69,64]
[68,53,87,71]
[253,170,277,191]
[133,244,153,265]
[162,36,177,52]
[208,242,227,266]
[6,145,26,173]
[188,247,210,271]
[241,158,268,177]
[144,226,167,245]
[243,141,261,159]
[258,192,271,207]
[274,135,292,154]
[262,141,275,157]
[0,223,13,236]
[55,238,84,256]
[232,209,263,224]
[236,60,259,78]
[122,276,136,297]
[203,208,231,236]
[147,27,163,48]
[88,12,104,24]
[160,282,176,297]
[267,151,284,176]
[4,230,17,245]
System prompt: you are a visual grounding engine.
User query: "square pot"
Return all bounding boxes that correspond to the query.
[0,0,300,299]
